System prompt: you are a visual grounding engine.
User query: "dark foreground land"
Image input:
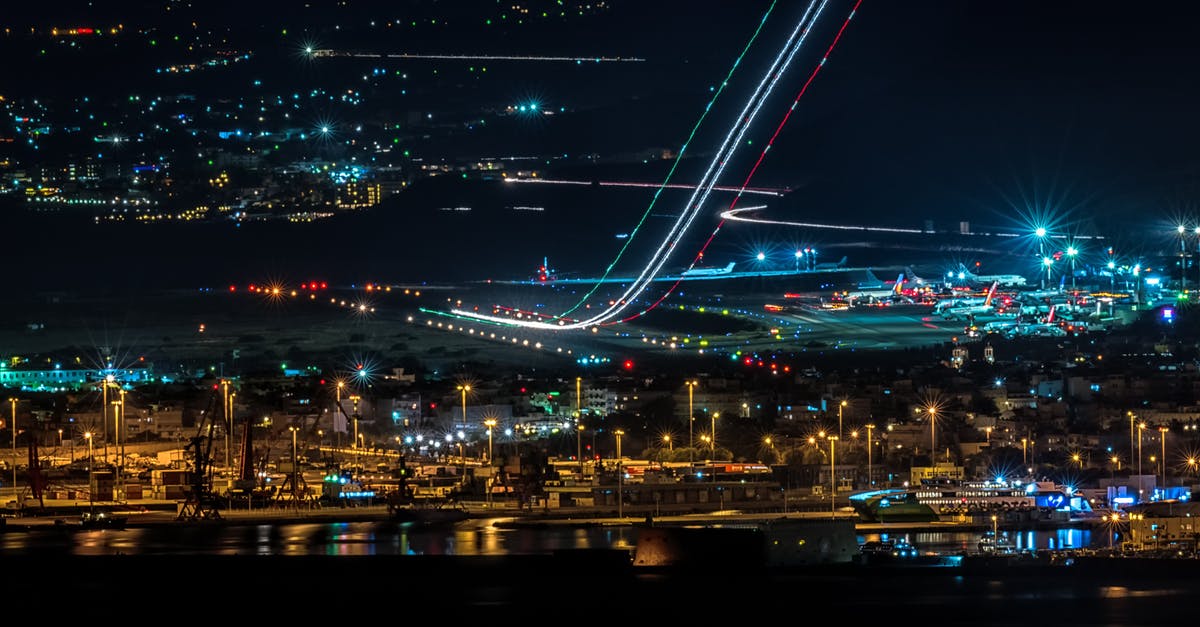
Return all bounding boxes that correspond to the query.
[11,551,1200,624]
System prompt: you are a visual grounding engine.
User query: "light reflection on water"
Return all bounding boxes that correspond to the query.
[0,519,642,557]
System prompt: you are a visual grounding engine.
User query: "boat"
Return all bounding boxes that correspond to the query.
[978,530,1019,555]
[850,478,1094,523]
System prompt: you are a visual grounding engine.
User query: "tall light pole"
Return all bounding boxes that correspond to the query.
[1043,256,1054,292]
[664,434,672,451]
[457,384,471,429]
[838,399,847,441]
[222,379,231,476]
[1159,426,1169,489]
[711,412,719,455]
[1022,438,1028,466]
[829,436,838,519]
[1179,224,1188,293]
[1138,422,1145,476]
[926,406,937,456]
[101,377,110,463]
[350,395,361,470]
[484,418,497,464]
[8,397,17,503]
[1128,411,1136,466]
[615,428,625,519]
[334,379,345,450]
[865,423,875,487]
[1035,227,1048,290]
[289,425,299,500]
[686,380,698,463]
[1066,246,1078,296]
[577,424,585,476]
[84,431,93,512]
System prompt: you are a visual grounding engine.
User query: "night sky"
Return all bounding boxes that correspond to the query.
[4,1,1200,289]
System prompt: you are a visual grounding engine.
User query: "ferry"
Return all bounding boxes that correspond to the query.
[849,478,1093,523]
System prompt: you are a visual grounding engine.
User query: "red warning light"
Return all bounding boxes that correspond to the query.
[623,359,634,370]
[229,285,236,292]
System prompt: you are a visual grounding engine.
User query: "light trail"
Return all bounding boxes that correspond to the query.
[720,206,1105,239]
[310,50,644,62]
[503,177,789,197]
[448,0,833,330]
[525,0,786,320]
[615,0,864,325]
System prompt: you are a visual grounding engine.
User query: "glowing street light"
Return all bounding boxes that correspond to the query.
[614,428,626,519]
[1035,227,1048,289]
[711,412,719,453]
[828,435,838,519]
[457,384,471,429]
[1138,422,1146,476]
[865,423,876,486]
[685,380,698,463]
[837,399,848,441]
[8,397,16,502]
[484,418,497,464]
[1066,246,1078,295]
[1179,224,1188,293]
[1042,256,1054,291]
[577,423,586,475]
[1159,426,1169,488]
[663,434,672,451]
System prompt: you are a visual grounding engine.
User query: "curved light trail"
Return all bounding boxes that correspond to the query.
[613,0,862,325]
[447,0,839,330]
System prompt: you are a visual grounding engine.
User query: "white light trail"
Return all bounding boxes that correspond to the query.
[503,177,789,197]
[450,0,830,330]
[311,50,644,62]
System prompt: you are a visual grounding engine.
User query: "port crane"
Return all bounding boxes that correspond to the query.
[176,385,223,521]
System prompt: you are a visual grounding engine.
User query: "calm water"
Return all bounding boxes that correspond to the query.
[0,517,1097,557]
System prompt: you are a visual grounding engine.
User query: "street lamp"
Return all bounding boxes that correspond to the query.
[828,436,838,519]
[865,423,876,486]
[837,399,847,441]
[577,423,586,476]
[1128,411,1136,468]
[1072,453,1083,469]
[484,418,497,464]
[350,395,361,469]
[711,412,719,454]
[8,397,16,502]
[1179,224,1188,293]
[1022,438,1028,465]
[289,425,300,499]
[686,380,698,463]
[1159,426,1169,488]
[457,384,471,429]
[1042,256,1054,291]
[663,434,672,451]
[1035,227,1048,289]
[222,379,231,476]
[925,406,938,456]
[614,428,625,519]
[84,431,93,511]
[1066,246,1078,295]
[1138,422,1146,476]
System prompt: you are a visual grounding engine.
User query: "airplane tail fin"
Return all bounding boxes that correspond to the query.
[893,274,905,294]
[984,281,998,306]
[838,256,848,267]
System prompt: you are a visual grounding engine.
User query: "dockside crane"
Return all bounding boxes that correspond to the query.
[177,385,223,521]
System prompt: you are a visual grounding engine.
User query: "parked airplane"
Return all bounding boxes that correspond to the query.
[937,281,1000,320]
[813,256,848,271]
[840,273,906,305]
[958,264,1027,288]
[680,262,736,277]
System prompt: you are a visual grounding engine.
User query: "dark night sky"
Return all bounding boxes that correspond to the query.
[6,1,1200,289]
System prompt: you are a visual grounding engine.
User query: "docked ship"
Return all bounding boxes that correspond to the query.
[849,478,1094,523]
